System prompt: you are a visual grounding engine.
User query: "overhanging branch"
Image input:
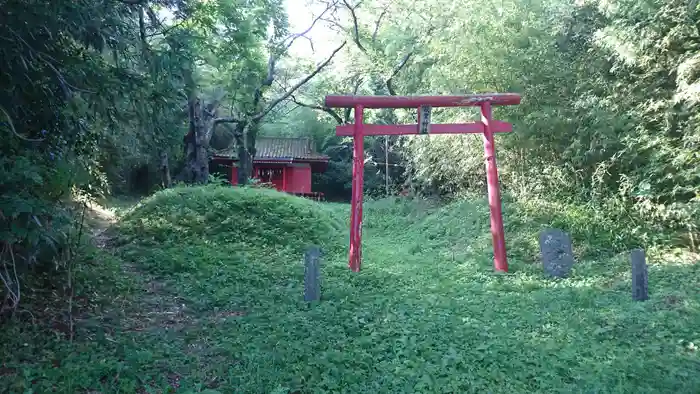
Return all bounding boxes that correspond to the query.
[283,2,336,51]
[252,41,347,121]
[252,4,339,113]
[386,51,413,95]
[290,94,345,124]
[371,7,388,43]
[290,75,361,124]
[344,76,362,121]
[213,116,237,125]
[341,0,367,53]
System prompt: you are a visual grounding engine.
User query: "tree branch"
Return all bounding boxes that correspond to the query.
[303,36,316,53]
[250,3,338,113]
[145,6,162,28]
[146,17,188,38]
[213,116,238,125]
[250,52,277,113]
[341,0,367,53]
[290,94,345,124]
[344,76,363,121]
[283,2,336,51]
[386,51,413,96]
[319,16,346,34]
[289,74,361,124]
[0,105,44,142]
[371,7,389,43]
[139,6,149,54]
[252,41,347,121]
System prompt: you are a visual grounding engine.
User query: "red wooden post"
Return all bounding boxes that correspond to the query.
[349,105,365,272]
[282,166,287,192]
[481,102,508,272]
[324,94,520,273]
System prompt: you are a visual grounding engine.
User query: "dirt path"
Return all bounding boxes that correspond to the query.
[83,202,117,249]
[81,202,194,392]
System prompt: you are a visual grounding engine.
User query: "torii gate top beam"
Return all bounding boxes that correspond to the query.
[324,93,521,109]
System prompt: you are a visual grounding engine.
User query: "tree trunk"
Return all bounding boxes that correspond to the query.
[160,150,172,188]
[175,46,212,184]
[236,122,257,185]
[180,97,210,184]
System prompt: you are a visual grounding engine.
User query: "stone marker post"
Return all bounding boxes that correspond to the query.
[630,248,649,301]
[304,246,321,302]
[539,228,576,278]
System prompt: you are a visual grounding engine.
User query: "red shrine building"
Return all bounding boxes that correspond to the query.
[211,137,329,199]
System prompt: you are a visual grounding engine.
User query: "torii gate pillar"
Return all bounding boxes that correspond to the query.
[325,94,521,273]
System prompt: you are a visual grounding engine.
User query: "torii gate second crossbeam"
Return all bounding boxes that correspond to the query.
[324,93,522,273]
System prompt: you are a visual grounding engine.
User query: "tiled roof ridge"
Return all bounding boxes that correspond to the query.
[213,136,328,161]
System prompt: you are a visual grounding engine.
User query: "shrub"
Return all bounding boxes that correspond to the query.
[117,184,344,252]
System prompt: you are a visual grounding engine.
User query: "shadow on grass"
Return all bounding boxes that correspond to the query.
[3,239,698,393]
[3,194,698,393]
[288,256,700,393]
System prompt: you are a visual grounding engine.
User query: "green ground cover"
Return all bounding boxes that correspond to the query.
[2,185,698,393]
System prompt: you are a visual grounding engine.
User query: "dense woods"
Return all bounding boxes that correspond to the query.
[1,0,699,313]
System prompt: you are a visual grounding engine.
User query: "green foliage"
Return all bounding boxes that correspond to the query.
[3,0,700,389]
[0,117,93,314]
[0,0,184,309]
[0,0,293,311]
[3,196,700,392]
[284,0,700,249]
[117,185,344,262]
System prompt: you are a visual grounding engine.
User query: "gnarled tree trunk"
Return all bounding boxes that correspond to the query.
[180,97,210,184]
[174,37,346,185]
[160,150,172,188]
[235,121,258,185]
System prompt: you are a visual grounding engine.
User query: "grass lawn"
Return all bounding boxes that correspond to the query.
[1,185,699,393]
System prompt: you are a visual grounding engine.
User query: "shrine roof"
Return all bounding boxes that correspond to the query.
[213,137,329,162]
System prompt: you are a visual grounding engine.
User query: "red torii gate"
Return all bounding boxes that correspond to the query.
[324,93,522,273]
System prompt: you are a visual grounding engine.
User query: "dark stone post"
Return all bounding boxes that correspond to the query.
[304,246,321,303]
[631,248,649,301]
[539,228,575,278]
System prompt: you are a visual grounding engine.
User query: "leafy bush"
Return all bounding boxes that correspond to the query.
[364,193,670,264]
[0,121,92,316]
[117,184,344,253]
